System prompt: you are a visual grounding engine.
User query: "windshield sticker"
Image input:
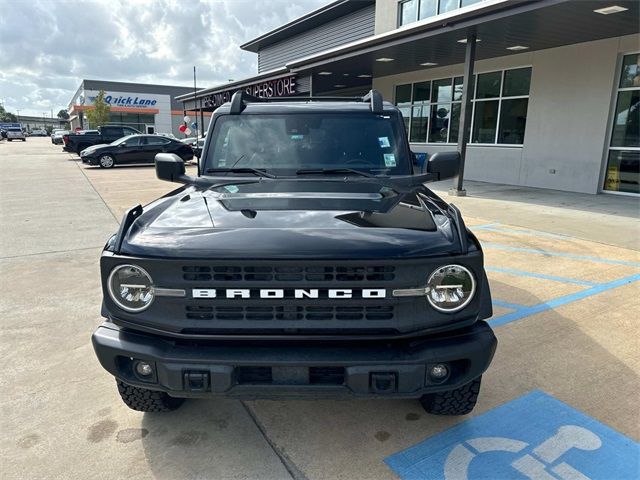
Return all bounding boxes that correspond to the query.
[224,185,239,193]
[219,158,227,166]
[378,137,391,148]
[384,153,397,167]
[291,134,304,140]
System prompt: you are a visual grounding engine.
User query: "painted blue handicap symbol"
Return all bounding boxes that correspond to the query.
[385,390,639,480]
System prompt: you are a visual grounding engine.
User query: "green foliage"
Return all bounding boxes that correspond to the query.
[57,109,70,120]
[86,90,111,127]
[0,105,17,122]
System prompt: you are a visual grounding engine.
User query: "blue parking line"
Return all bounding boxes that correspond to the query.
[490,273,640,327]
[482,225,573,240]
[470,222,501,230]
[483,242,640,268]
[492,299,526,310]
[486,266,597,286]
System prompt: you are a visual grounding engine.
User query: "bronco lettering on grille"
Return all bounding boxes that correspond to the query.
[192,288,387,299]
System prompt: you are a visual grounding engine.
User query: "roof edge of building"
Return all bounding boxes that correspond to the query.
[240,0,375,53]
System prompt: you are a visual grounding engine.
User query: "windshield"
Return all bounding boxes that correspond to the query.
[204,113,410,176]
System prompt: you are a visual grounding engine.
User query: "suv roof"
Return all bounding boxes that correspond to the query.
[216,89,396,115]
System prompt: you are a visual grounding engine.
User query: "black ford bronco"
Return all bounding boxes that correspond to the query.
[92,90,496,415]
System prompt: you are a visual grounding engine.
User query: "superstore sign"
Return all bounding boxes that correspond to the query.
[203,75,297,108]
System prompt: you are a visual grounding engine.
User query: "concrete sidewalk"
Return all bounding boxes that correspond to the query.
[429,179,639,250]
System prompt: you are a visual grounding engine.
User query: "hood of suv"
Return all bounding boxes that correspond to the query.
[119,180,460,259]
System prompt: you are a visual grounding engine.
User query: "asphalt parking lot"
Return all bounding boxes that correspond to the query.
[1,138,638,480]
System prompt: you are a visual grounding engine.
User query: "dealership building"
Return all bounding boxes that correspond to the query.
[68,80,211,137]
[179,0,639,195]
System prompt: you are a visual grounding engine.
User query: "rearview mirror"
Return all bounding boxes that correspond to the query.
[422,151,461,180]
[155,153,196,184]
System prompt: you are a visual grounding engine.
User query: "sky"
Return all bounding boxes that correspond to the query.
[0,0,327,117]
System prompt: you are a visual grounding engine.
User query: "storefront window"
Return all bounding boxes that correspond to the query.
[472,101,498,143]
[410,105,429,142]
[476,71,501,99]
[611,90,640,147]
[604,53,640,194]
[498,99,528,144]
[399,0,487,26]
[503,67,532,97]
[429,104,451,142]
[431,78,452,103]
[395,67,531,145]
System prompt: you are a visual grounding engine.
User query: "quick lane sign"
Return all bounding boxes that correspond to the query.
[385,390,640,480]
[87,95,158,107]
[203,75,297,108]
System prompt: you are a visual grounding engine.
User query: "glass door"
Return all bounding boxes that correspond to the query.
[604,53,639,194]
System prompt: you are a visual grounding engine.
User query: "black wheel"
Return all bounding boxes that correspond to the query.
[420,376,482,415]
[7,139,12,142]
[116,380,185,412]
[98,154,115,168]
[22,138,26,142]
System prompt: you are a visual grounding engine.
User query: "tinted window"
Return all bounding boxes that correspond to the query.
[395,84,412,104]
[205,113,410,175]
[146,136,171,146]
[503,67,532,97]
[123,136,142,147]
[476,71,502,99]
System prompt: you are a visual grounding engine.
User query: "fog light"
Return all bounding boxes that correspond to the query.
[429,364,449,380]
[135,361,153,377]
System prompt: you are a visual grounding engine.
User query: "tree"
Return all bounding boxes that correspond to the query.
[57,109,69,120]
[86,90,111,127]
[0,105,17,123]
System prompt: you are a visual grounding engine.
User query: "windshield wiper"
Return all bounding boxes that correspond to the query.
[205,168,277,178]
[295,168,379,178]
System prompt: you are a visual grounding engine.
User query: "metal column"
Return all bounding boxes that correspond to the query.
[450,31,477,196]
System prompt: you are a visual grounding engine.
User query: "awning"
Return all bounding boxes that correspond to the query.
[69,104,159,115]
[286,0,639,93]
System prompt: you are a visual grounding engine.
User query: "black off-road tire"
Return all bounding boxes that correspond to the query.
[420,376,482,415]
[116,380,185,412]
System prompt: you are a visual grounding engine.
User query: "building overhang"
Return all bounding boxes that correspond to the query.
[178,0,639,106]
[286,0,639,92]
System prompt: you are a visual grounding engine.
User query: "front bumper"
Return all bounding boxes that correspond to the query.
[92,321,497,399]
[80,153,99,164]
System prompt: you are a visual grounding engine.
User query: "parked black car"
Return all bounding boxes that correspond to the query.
[81,134,193,168]
[63,125,141,154]
[92,90,496,415]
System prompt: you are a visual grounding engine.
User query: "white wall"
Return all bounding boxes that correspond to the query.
[373,34,639,193]
[81,89,173,135]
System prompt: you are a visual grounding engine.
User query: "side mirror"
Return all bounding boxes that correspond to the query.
[155,153,196,184]
[423,151,461,180]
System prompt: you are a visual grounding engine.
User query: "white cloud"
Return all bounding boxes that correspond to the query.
[0,0,327,116]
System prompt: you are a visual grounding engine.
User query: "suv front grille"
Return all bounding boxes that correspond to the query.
[185,305,395,321]
[182,265,395,282]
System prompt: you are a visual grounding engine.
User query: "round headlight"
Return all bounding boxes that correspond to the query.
[108,265,154,312]
[426,265,476,313]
